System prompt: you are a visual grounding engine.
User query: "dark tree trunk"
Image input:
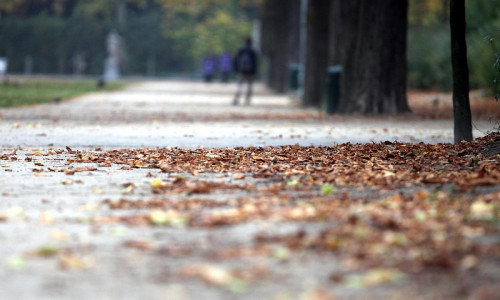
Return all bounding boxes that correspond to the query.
[260,0,300,93]
[328,0,348,65]
[287,0,301,65]
[302,0,330,107]
[337,0,410,114]
[450,0,472,142]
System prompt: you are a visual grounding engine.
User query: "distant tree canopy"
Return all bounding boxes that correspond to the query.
[156,0,257,63]
[408,0,500,94]
[0,0,258,75]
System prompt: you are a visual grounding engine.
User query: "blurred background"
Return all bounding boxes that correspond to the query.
[0,0,258,78]
[0,0,499,93]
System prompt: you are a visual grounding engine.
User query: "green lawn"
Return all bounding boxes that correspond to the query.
[0,77,126,107]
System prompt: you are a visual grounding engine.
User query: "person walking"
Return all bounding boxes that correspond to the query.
[203,54,216,82]
[219,51,232,83]
[233,37,258,105]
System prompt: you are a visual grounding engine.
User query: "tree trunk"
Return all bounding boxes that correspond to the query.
[287,0,301,65]
[302,0,330,107]
[450,0,472,143]
[337,0,410,114]
[328,0,348,66]
[260,0,300,93]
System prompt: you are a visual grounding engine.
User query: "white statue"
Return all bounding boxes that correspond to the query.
[103,30,122,81]
[0,57,7,77]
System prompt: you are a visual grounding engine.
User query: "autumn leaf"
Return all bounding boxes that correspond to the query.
[344,269,404,288]
[7,255,26,271]
[470,200,496,220]
[151,178,166,188]
[320,183,335,196]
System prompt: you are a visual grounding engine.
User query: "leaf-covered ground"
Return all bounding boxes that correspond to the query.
[2,134,498,299]
[1,81,499,299]
[67,134,500,270]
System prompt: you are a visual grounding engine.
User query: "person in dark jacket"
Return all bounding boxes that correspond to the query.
[233,37,258,105]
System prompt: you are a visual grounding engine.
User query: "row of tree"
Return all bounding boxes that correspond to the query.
[260,0,410,114]
[0,0,257,76]
[260,0,480,142]
[2,0,497,94]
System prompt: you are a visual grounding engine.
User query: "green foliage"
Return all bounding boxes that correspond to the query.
[408,0,448,28]
[0,0,257,75]
[0,0,23,15]
[408,27,452,90]
[123,10,185,74]
[468,22,500,95]
[320,183,335,196]
[466,0,500,97]
[188,10,251,61]
[496,52,500,101]
[158,0,255,69]
[0,15,109,74]
[408,0,500,93]
[0,78,125,107]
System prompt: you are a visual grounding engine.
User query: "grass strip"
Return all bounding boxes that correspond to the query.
[0,77,126,107]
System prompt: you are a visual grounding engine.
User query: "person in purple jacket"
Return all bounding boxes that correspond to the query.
[219,51,233,82]
[203,54,216,82]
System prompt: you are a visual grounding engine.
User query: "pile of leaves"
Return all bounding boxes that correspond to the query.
[67,134,500,191]
[60,134,500,274]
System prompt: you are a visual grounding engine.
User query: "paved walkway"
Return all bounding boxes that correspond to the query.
[1,80,495,149]
[0,81,497,300]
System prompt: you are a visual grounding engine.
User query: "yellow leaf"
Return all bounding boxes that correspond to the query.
[2,206,24,218]
[39,211,55,225]
[58,254,96,270]
[92,187,104,194]
[151,178,166,188]
[7,255,26,270]
[345,268,404,288]
[382,170,395,177]
[198,264,233,285]
[122,185,134,195]
[470,200,495,220]
[50,229,68,241]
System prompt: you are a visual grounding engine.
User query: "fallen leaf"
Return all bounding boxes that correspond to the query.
[7,255,26,270]
[61,179,74,185]
[273,246,291,261]
[36,245,58,257]
[470,200,496,220]
[151,178,166,188]
[344,268,404,288]
[58,253,96,270]
[320,183,336,196]
[39,211,55,225]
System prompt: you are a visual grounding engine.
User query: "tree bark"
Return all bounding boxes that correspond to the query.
[302,0,330,107]
[328,0,348,66]
[337,0,410,114]
[260,0,300,93]
[287,0,301,65]
[450,0,472,143]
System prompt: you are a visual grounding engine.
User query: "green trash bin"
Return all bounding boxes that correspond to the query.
[288,63,301,91]
[325,65,342,114]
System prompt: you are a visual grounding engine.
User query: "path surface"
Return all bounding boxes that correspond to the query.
[1,81,495,149]
[0,81,498,300]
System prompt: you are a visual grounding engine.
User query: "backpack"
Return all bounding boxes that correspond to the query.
[237,49,254,73]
